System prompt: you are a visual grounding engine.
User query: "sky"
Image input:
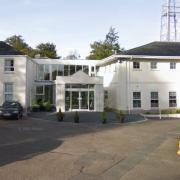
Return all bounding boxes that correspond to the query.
[0,0,163,58]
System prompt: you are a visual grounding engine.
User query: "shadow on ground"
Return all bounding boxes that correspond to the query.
[0,138,63,167]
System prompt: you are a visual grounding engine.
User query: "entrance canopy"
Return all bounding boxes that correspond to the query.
[56,70,103,85]
[55,71,104,112]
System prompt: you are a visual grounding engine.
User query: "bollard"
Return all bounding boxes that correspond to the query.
[177,141,180,156]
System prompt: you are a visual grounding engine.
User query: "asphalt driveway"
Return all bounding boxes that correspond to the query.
[0,117,180,180]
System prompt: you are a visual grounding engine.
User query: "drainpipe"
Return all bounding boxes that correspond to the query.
[127,56,133,115]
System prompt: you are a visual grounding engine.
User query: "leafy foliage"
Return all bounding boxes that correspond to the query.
[36,43,59,59]
[5,35,59,59]
[87,27,124,60]
[5,35,36,57]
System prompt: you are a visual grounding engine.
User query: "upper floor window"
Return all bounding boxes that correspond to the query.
[151,62,157,70]
[133,62,140,69]
[170,62,176,70]
[4,59,14,72]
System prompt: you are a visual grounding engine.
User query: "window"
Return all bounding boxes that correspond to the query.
[70,65,76,75]
[83,66,89,74]
[91,66,95,72]
[37,64,44,80]
[36,86,44,95]
[64,65,69,76]
[104,90,108,100]
[151,62,157,70]
[76,65,82,72]
[4,59,14,72]
[170,62,176,69]
[133,62,140,69]
[151,92,159,108]
[4,83,13,101]
[57,65,64,76]
[52,65,58,80]
[169,92,177,107]
[133,92,141,108]
[44,65,50,80]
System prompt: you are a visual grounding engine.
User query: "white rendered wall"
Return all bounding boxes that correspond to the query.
[98,60,180,112]
[56,84,65,112]
[0,56,27,109]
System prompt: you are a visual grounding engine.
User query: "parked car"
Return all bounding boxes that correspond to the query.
[0,101,23,120]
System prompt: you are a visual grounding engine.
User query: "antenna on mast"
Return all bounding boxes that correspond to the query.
[160,0,180,41]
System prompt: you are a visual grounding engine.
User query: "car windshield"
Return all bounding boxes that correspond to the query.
[3,102,19,108]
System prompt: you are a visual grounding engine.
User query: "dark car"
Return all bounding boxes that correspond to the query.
[0,101,23,120]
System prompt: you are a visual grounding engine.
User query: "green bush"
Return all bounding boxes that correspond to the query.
[31,103,40,112]
[160,109,180,114]
[43,101,51,111]
[56,108,64,121]
[101,111,107,124]
[74,111,79,123]
[116,110,125,123]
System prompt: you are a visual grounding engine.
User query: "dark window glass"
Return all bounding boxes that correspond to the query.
[70,65,76,75]
[57,65,64,76]
[83,66,89,74]
[76,65,82,72]
[169,92,177,107]
[52,65,57,80]
[44,65,50,80]
[64,65,69,76]
[133,92,141,108]
[133,62,140,69]
[170,62,176,69]
[151,92,159,108]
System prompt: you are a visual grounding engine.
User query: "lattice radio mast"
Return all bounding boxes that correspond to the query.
[160,0,180,41]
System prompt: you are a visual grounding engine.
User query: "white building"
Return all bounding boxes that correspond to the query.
[1,41,180,113]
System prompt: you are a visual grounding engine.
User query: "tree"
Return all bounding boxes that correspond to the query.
[87,27,123,60]
[36,43,58,59]
[5,35,35,57]
[64,50,81,60]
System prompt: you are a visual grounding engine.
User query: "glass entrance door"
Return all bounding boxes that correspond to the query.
[80,91,88,110]
[72,91,79,109]
[65,84,95,111]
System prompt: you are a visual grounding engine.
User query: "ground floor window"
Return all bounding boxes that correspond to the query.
[4,83,13,101]
[133,92,141,108]
[65,84,94,111]
[151,92,159,108]
[35,85,54,104]
[169,92,177,107]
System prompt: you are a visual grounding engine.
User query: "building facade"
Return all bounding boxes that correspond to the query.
[1,41,180,113]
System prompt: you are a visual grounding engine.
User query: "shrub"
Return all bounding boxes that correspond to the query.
[31,103,40,112]
[101,111,107,124]
[56,108,64,121]
[116,110,125,123]
[43,101,52,112]
[161,109,177,114]
[74,111,79,123]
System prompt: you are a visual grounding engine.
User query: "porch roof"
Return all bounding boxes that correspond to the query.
[56,71,103,85]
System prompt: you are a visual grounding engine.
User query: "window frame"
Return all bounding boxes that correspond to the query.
[150,62,158,70]
[169,92,177,107]
[133,62,140,69]
[151,92,159,108]
[170,62,176,70]
[133,92,141,108]
[4,59,14,72]
[4,83,13,102]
